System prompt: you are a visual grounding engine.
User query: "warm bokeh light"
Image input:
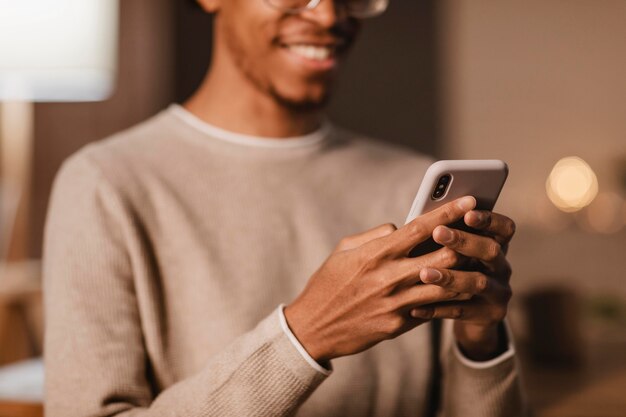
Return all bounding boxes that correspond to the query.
[546,157,599,213]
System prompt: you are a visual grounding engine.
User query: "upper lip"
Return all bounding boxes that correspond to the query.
[279,38,349,52]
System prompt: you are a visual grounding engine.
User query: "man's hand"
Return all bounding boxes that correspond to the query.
[410,210,516,361]
[284,196,477,364]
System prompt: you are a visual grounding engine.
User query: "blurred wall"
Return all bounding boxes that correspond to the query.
[440,0,626,224]
[328,0,441,156]
[439,0,626,297]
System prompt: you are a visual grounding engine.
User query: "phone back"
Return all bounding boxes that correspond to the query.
[405,160,508,258]
[405,160,508,224]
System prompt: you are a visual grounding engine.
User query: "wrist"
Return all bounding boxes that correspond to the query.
[454,321,506,361]
[284,303,332,365]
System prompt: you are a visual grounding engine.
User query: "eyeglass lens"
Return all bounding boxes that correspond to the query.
[265,0,389,18]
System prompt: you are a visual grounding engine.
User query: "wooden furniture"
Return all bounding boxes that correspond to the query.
[0,261,42,365]
[0,401,43,417]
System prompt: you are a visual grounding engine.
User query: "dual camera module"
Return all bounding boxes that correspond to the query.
[431,174,451,200]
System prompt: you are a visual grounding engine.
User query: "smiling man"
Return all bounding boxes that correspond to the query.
[44,1,526,416]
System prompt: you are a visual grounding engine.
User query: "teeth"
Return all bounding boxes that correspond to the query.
[287,44,333,61]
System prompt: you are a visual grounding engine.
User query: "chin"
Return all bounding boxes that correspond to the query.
[270,81,333,112]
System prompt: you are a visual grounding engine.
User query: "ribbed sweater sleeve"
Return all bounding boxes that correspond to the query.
[43,153,328,417]
[438,320,528,417]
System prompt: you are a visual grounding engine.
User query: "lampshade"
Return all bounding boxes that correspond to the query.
[0,0,119,102]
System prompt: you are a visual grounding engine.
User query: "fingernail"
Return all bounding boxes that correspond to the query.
[470,211,487,226]
[436,226,455,244]
[411,308,434,319]
[457,196,476,211]
[420,268,442,283]
[472,211,486,224]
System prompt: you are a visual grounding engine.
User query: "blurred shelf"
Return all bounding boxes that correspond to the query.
[0,401,42,417]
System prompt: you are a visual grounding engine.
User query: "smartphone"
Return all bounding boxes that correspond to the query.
[405,160,508,258]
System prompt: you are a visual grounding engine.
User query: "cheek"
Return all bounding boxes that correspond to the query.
[220,5,277,69]
[240,26,285,80]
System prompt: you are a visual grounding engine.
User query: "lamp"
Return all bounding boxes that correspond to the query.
[0,0,119,259]
[0,1,119,407]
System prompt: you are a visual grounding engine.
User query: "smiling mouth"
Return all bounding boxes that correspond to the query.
[283,44,336,61]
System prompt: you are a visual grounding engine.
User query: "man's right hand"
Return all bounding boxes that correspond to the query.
[284,196,477,364]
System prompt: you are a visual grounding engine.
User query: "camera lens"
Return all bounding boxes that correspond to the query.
[432,174,451,200]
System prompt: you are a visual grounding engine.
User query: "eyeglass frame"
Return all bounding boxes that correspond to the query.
[262,0,389,19]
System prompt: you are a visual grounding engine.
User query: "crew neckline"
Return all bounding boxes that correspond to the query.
[168,103,331,149]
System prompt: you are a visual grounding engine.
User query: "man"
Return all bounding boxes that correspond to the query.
[44,0,526,416]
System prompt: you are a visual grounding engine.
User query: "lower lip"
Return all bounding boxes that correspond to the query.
[281,47,337,72]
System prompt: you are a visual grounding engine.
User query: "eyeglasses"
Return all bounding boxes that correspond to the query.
[263,0,389,19]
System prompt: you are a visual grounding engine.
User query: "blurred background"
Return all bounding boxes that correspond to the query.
[0,1,624,416]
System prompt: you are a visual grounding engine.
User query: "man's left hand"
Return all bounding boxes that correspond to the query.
[409,210,516,361]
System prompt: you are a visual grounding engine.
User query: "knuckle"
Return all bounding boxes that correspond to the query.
[441,203,458,222]
[492,306,508,322]
[440,270,453,287]
[336,236,352,250]
[482,211,493,226]
[407,222,428,240]
[476,275,489,294]
[417,307,435,319]
[506,218,517,238]
[486,242,501,261]
[384,316,405,336]
[381,223,398,235]
[451,306,464,319]
[454,232,466,248]
[442,248,460,266]
[445,291,461,300]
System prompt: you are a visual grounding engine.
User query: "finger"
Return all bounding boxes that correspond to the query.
[335,223,397,252]
[464,211,516,246]
[389,196,477,255]
[411,300,508,323]
[432,226,507,268]
[392,284,473,310]
[419,268,500,296]
[410,302,473,320]
[392,247,469,287]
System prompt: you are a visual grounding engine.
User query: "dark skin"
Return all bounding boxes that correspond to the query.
[190,0,516,362]
[286,197,515,363]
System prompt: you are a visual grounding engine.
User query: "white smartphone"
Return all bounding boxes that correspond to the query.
[405,160,508,257]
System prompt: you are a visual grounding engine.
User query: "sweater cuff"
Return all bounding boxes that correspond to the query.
[278,304,332,376]
[451,319,515,369]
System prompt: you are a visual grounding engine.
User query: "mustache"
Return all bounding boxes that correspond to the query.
[272,17,359,46]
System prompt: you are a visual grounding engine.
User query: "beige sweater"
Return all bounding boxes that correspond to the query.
[43,105,525,417]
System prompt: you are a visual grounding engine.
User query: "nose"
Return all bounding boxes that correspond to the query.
[300,0,348,28]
